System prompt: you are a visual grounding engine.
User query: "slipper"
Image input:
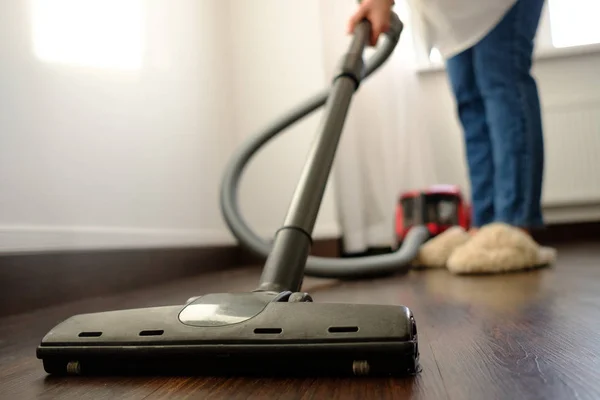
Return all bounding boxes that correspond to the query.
[537,245,558,265]
[446,222,557,274]
[413,226,471,268]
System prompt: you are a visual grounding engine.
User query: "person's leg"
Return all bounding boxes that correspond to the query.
[472,0,546,230]
[445,48,495,228]
[444,0,554,275]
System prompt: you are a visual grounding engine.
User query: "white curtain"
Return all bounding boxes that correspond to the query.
[317,1,440,253]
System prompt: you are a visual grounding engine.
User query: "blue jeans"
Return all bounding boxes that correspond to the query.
[446,0,546,229]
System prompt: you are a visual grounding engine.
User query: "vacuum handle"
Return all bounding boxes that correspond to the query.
[348,11,404,84]
[355,0,404,41]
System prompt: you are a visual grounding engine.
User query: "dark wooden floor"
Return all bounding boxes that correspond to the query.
[2,241,599,399]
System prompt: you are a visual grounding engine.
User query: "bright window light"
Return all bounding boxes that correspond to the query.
[429,47,443,64]
[31,0,144,69]
[548,0,600,48]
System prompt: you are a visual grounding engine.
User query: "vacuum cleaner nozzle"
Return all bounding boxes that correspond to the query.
[37,291,418,377]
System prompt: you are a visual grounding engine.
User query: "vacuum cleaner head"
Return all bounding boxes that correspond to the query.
[37,291,419,377]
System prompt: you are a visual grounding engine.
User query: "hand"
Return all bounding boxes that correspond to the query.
[347,0,395,46]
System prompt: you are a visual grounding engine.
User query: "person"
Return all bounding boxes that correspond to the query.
[347,0,556,274]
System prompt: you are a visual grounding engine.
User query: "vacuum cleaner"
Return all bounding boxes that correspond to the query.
[396,185,471,242]
[36,10,430,377]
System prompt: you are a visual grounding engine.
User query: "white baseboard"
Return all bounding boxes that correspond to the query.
[543,204,600,224]
[0,225,235,253]
[0,223,342,253]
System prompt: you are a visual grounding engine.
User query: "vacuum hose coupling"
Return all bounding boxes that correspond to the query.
[333,21,370,89]
[334,52,365,90]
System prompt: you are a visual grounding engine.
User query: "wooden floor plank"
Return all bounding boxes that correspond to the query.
[1,242,599,399]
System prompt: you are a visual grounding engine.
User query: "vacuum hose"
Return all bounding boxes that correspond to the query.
[220,12,430,279]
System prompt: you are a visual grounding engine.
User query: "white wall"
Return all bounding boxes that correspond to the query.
[0,0,340,252]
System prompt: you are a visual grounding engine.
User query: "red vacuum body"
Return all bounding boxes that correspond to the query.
[396,184,471,241]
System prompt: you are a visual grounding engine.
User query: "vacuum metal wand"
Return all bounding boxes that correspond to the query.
[220,11,430,281]
[257,22,371,293]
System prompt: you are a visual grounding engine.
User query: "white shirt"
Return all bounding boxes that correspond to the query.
[406,0,517,59]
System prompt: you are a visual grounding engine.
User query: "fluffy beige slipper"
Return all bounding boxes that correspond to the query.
[413,226,471,268]
[446,222,557,274]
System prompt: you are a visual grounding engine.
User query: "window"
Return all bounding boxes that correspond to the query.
[31,0,144,70]
[547,0,600,48]
[411,0,600,70]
